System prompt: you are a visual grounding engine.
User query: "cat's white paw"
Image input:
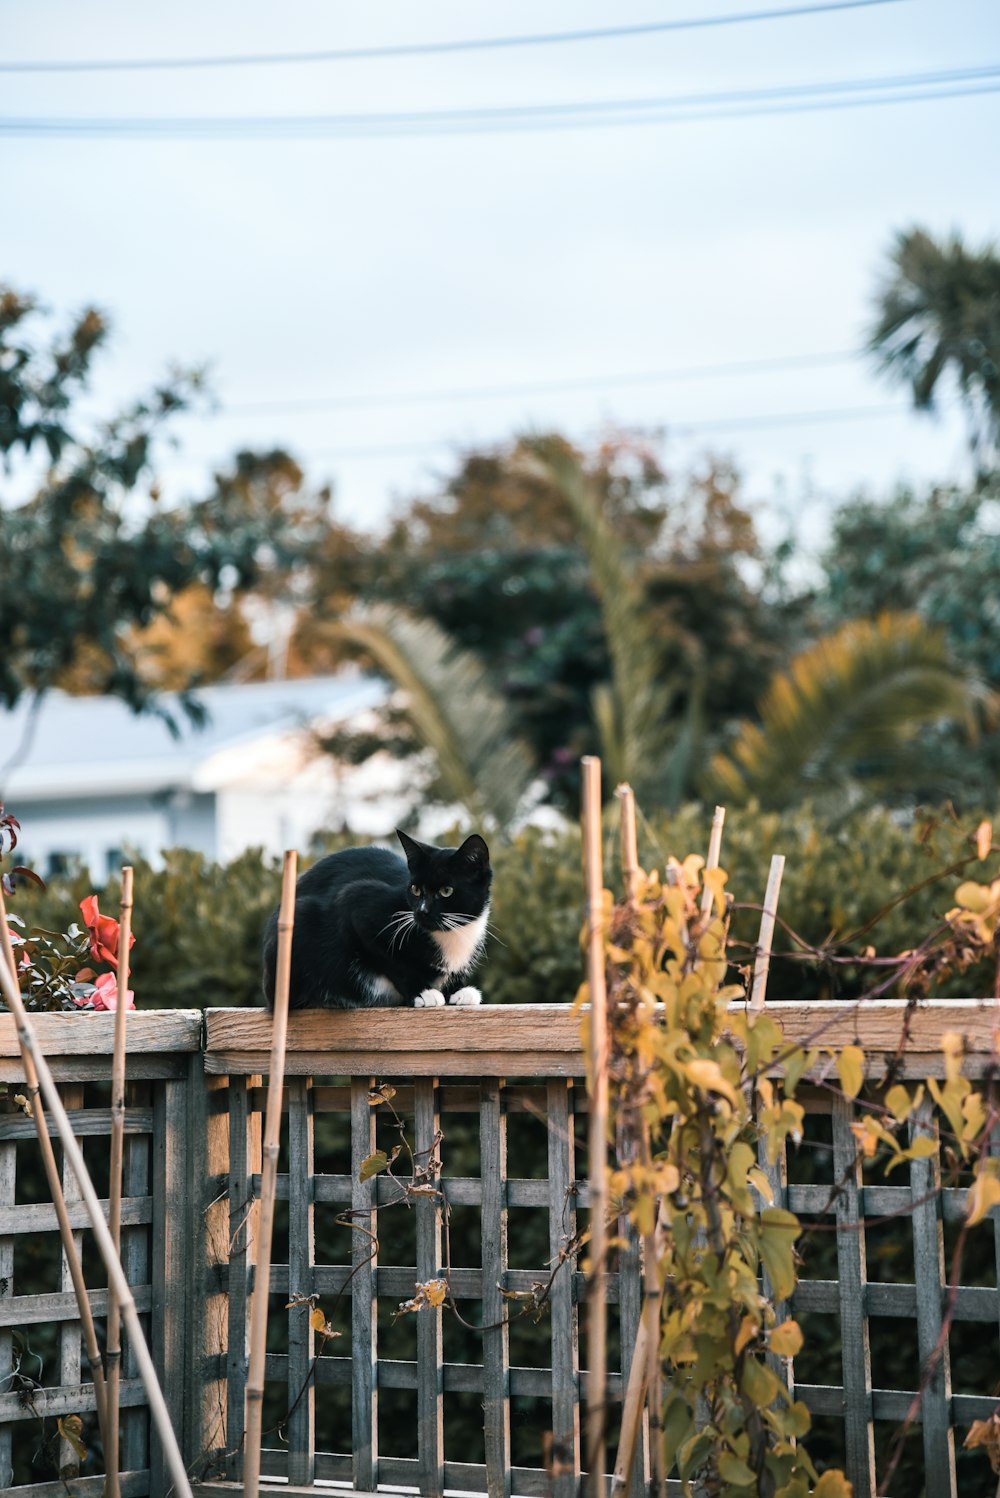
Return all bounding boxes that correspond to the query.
[449,987,482,1007]
[415,988,446,1008]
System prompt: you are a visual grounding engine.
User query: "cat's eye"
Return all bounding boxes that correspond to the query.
[440,885,454,898]
[410,883,421,896]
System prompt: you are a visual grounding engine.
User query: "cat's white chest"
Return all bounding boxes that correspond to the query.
[431,906,489,975]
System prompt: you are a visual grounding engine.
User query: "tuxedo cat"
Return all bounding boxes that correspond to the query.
[261,829,492,1010]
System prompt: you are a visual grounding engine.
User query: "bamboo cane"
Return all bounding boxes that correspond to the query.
[0,918,193,1498]
[615,783,641,906]
[749,854,785,1012]
[581,759,609,1498]
[0,889,110,1448]
[104,865,134,1498]
[243,849,298,1498]
[699,805,727,921]
[611,784,667,1498]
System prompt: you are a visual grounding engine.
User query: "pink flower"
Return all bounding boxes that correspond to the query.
[90,972,135,1012]
[79,894,135,970]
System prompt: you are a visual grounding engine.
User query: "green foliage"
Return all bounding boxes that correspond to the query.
[4,804,993,1013]
[0,287,316,716]
[709,613,979,811]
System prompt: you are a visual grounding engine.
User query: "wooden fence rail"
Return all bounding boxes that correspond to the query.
[0,1001,998,1498]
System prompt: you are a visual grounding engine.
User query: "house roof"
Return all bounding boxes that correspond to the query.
[0,673,387,800]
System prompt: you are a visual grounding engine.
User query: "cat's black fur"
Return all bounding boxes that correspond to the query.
[261,829,492,1010]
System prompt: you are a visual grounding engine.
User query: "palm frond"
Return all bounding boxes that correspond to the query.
[709,612,978,808]
[519,439,682,799]
[336,603,537,831]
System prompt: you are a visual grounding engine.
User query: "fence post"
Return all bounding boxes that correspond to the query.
[183,1055,230,1477]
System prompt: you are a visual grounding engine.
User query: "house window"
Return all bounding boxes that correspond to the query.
[46,850,80,878]
[105,847,125,878]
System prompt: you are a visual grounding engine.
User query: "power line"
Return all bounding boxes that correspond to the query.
[213,350,859,419]
[0,1,906,74]
[169,402,923,469]
[4,65,996,139]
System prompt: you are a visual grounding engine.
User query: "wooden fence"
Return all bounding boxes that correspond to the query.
[1,1000,998,1498]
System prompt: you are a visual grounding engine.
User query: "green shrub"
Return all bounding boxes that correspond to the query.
[4,803,994,1009]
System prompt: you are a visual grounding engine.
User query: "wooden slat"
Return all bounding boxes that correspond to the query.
[0,1114,14,1489]
[205,1001,1000,1080]
[0,1010,202,1058]
[4,1470,148,1498]
[351,1075,379,1491]
[793,1278,997,1322]
[758,1131,793,1392]
[908,1099,957,1494]
[0,1377,147,1421]
[0,1055,191,1085]
[58,1083,84,1480]
[122,1083,152,1476]
[286,1079,315,1485]
[150,1077,189,1495]
[0,1107,154,1140]
[256,1352,624,1400]
[0,1286,154,1329]
[415,1078,444,1498]
[226,1075,261,1481]
[0,1194,153,1235]
[184,1063,231,1470]
[547,1079,580,1498]
[480,1080,511,1498]
[831,1095,876,1493]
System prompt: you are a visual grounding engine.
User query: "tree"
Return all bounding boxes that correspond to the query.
[0,288,314,723]
[319,433,795,810]
[709,612,979,811]
[868,226,1000,460]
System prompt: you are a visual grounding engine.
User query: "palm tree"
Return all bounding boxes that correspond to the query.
[709,613,980,810]
[869,226,1000,459]
[335,603,537,831]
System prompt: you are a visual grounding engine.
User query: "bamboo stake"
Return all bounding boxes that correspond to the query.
[243,849,298,1498]
[104,865,134,1498]
[0,891,110,1448]
[699,805,726,921]
[612,786,667,1498]
[749,854,785,1012]
[0,916,192,1498]
[581,758,609,1498]
[615,783,641,905]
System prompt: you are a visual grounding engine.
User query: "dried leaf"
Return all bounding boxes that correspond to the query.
[57,1414,88,1462]
[358,1150,389,1182]
[975,819,993,862]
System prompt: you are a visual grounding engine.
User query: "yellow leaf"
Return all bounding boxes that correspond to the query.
[734,1314,757,1356]
[769,1319,804,1358]
[748,1166,774,1204]
[836,1045,865,1100]
[885,1083,921,1123]
[358,1150,389,1182]
[813,1473,854,1497]
[310,1307,327,1331]
[976,819,993,862]
[758,1208,800,1300]
[966,1171,1000,1227]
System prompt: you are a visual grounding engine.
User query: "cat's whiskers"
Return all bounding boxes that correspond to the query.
[379,910,416,954]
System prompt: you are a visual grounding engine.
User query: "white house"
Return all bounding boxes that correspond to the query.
[0,673,412,878]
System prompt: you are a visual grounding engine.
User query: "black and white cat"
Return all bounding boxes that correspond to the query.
[261,829,492,1010]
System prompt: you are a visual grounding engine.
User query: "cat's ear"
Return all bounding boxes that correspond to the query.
[454,833,490,870]
[395,828,427,864]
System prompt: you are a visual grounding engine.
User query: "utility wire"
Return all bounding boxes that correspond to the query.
[214,350,859,419]
[0,1,906,74]
[4,65,995,138]
[170,402,922,469]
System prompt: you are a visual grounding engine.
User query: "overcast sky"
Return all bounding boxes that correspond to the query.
[4,0,998,552]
